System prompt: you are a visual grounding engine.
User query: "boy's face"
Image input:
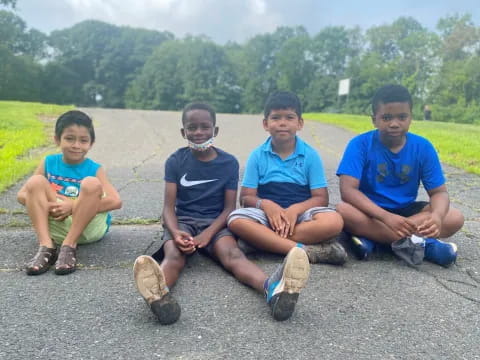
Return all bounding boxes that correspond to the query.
[263,108,303,142]
[55,124,93,164]
[372,102,412,140]
[181,109,218,144]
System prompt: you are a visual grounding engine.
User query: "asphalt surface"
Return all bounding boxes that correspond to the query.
[1,109,479,360]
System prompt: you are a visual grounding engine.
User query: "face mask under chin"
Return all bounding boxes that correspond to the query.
[187,137,214,152]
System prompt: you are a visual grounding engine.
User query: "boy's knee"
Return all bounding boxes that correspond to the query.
[331,211,344,232]
[227,218,244,230]
[25,175,49,190]
[80,177,102,195]
[448,208,464,231]
[220,246,245,269]
[164,247,186,267]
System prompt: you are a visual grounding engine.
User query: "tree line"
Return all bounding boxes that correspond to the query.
[1,7,479,123]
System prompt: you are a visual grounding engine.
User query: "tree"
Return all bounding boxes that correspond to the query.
[428,14,480,123]
[0,0,16,8]
[304,26,363,112]
[48,20,173,107]
[0,10,47,59]
[0,44,42,101]
[126,37,241,112]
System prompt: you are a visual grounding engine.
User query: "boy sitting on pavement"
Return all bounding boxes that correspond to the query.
[133,102,310,324]
[336,84,464,267]
[228,91,346,265]
[17,110,122,275]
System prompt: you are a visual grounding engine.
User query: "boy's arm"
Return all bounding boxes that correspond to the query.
[417,185,449,238]
[95,167,122,213]
[17,160,45,205]
[162,181,195,253]
[194,188,237,249]
[340,174,417,238]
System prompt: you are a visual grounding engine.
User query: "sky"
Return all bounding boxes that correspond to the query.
[7,0,480,44]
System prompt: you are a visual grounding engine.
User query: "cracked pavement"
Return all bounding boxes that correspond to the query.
[1,109,479,359]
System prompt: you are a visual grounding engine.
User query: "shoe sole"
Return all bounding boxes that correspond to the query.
[271,247,310,321]
[133,255,169,304]
[133,255,181,324]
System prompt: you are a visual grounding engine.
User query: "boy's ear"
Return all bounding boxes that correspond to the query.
[180,128,186,138]
[214,126,219,137]
[54,136,60,145]
[262,118,268,131]
[298,117,304,130]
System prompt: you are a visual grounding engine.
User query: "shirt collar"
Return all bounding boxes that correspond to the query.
[262,136,305,159]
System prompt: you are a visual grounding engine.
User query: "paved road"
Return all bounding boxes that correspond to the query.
[1,109,479,360]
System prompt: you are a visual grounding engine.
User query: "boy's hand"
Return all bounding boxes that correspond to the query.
[173,231,196,254]
[416,213,442,238]
[193,233,212,249]
[262,200,289,237]
[283,207,299,238]
[382,213,417,239]
[48,200,73,221]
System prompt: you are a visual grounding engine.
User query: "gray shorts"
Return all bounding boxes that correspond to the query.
[152,216,234,261]
[227,206,336,228]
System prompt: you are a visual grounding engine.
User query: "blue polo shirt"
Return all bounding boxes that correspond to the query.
[242,136,327,208]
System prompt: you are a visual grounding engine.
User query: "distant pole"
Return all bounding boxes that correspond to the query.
[338,78,350,112]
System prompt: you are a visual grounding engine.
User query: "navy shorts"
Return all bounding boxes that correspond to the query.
[152,216,234,261]
[383,201,429,217]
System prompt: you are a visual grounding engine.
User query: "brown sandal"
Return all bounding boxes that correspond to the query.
[26,246,57,275]
[54,245,77,275]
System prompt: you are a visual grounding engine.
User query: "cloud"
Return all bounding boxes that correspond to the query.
[12,0,480,44]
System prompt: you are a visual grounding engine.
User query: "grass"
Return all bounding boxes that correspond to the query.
[0,101,74,193]
[304,112,480,175]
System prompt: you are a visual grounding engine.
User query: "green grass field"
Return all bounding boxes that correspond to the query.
[0,101,73,193]
[304,112,480,175]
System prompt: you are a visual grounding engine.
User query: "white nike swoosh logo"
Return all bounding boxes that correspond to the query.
[180,174,218,187]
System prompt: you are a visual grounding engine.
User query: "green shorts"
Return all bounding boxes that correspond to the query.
[49,211,111,245]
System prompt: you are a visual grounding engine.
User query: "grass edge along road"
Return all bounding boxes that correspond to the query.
[0,104,478,195]
[305,113,480,175]
[0,101,74,193]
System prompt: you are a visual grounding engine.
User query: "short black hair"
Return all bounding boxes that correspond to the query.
[182,103,216,126]
[264,91,302,118]
[55,110,95,143]
[371,84,413,115]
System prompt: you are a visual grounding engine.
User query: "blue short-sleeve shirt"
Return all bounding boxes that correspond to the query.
[336,130,445,209]
[242,136,327,208]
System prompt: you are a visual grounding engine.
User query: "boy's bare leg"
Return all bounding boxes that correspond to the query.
[213,236,267,292]
[62,177,103,248]
[159,240,187,288]
[338,202,464,243]
[228,219,298,254]
[336,202,400,244]
[22,175,57,248]
[290,211,343,244]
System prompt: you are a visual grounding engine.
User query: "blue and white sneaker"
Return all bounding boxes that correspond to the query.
[424,238,458,267]
[350,235,376,260]
[265,245,310,321]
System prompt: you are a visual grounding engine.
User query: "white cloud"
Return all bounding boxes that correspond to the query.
[12,0,480,44]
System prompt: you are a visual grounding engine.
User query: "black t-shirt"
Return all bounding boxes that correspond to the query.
[164,147,239,218]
